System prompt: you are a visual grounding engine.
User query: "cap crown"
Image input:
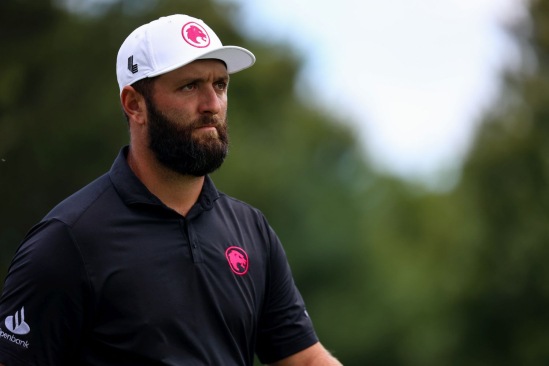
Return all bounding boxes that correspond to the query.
[116,14,252,94]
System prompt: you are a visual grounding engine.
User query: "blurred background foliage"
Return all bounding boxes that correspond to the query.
[1,0,549,364]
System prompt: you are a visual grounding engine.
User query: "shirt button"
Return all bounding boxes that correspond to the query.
[193,243,197,249]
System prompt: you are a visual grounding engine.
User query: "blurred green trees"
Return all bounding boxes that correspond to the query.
[2,0,549,365]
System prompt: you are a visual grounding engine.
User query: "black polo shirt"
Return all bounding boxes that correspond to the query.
[0,146,317,366]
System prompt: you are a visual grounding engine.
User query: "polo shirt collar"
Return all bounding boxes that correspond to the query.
[109,146,220,211]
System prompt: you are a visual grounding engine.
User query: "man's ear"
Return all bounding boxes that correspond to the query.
[121,85,147,126]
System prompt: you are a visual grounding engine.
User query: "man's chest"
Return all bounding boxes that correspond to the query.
[74,211,268,361]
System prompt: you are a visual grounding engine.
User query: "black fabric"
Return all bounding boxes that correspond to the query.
[0,146,318,366]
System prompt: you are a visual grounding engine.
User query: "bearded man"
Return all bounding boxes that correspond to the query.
[0,14,341,366]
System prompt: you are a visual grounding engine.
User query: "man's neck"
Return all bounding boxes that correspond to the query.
[127,145,204,217]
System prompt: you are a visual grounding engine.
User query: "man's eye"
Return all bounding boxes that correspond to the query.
[180,84,195,91]
[215,82,227,90]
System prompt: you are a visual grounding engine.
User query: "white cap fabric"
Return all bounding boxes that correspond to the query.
[116,14,255,94]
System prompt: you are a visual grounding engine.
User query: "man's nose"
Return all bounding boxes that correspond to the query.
[198,86,222,116]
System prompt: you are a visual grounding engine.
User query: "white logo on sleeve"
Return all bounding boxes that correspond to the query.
[5,306,30,335]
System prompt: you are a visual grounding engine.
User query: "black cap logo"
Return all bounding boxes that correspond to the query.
[128,56,138,74]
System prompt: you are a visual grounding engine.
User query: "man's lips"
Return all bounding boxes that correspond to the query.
[195,126,217,132]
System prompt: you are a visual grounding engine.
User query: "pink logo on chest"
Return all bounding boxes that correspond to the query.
[225,247,249,275]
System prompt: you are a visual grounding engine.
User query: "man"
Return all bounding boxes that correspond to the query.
[0,14,341,365]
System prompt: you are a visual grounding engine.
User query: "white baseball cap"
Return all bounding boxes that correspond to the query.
[116,14,256,95]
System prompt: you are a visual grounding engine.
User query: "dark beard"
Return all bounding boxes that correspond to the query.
[146,100,229,177]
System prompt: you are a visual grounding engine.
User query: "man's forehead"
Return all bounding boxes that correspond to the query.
[162,59,228,80]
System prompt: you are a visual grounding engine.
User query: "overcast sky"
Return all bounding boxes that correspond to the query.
[219,0,529,189]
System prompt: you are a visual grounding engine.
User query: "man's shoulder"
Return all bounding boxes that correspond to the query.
[43,172,114,228]
[216,191,264,218]
[215,191,275,244]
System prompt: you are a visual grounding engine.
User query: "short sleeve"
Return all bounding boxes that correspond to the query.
[255,218,318,364]
[0,219,91,366]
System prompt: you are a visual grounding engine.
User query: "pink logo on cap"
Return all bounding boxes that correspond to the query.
[225,247,248,275]
[182,22,210,48]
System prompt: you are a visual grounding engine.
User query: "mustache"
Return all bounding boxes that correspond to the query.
[192,114,226,128]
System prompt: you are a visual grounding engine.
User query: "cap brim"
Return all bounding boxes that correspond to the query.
[147,45,255,78]
[198,46,256,73]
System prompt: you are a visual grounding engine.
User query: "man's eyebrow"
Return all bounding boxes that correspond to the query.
[174,75,229,86]
[217,75,230,83]
[174,77,204,85]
